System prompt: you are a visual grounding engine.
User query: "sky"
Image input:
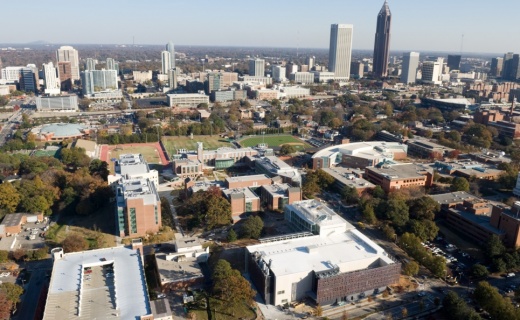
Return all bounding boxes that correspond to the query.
[2,0,520,54]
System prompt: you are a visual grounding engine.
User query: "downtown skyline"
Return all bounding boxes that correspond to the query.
[2,0,520,54]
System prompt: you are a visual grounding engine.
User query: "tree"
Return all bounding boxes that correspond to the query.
[474,281,520,320]
[0,282,23,304]
[342,186,359,205]
[62,233,89,253]
[450,177,470,192]
[212,260,256,308]
[361,203,377,225]
[382,224,396,241]
[386,199,409,227]
[240,216,264,239]
[403,261,419,276]
[484,235,506,259]
[33,246,49,260]
[408,219,439,241]
[471,264,489,279]
[11,248,26,262]
[401,307,408,318]
[0,251,7,263]
[408,196,440,221]
[372,185,386,199]
[279,144,297,155]
[205,195,232,230]
[0,183,21,213]
[227,229,237,242]
[0,291,12,320]
[89,159,109,181]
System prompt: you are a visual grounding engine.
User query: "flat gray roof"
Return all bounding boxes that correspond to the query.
[430,191,479,205]
[155,253,204,285]
[43,246,151,320]
[226,174,271,183]
[366,163,432,180]
[223,187,259,201]
[322,167,375,189]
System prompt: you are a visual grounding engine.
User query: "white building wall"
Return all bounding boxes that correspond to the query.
[328,24,353,80]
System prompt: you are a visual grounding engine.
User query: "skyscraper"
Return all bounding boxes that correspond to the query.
[57,61,72,91]
[42,62,60,95]
[248,58,265,76]
[56,46,80,81]
[401,52,420,84]
[328,24,353,80]
[503,52,515,79]
[307,56,315,70]
[490,57,504,77]
[372,1,391,78]
[81,69,119,96]
[166,41,175,69]
[447,55,461,71]
[161,51,171,74]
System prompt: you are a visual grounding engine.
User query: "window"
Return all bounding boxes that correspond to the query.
[277,290,285,294]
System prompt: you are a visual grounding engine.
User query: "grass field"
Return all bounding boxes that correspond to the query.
[239,134,311,150]
[162,136,232,152]
[107,145,162,172]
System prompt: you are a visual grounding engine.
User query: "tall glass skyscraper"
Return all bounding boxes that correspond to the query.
[373,1,391,78]
[166,41,175,69]
[328,24,353,80]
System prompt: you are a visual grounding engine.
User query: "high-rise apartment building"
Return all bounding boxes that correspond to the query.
[85,58,96,71]
[328,24,353,80]
[81,69,119,96]
[56,46,80,81]
[161,51,171,75]
[204,73,222,94]
[285,62,298,79]
[490,57,503,77]
[57,61,72,91]
[372,1,391,78]
[447,55,462,71]
[249,58,265,76]
[401,52,420,84]
[503,53,520,80]
[42,62,60,95]
[168,68,177,89]
[166,41,175,69]
[106,58,119,73]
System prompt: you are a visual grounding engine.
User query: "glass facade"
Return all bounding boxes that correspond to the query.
[130,208,137,234]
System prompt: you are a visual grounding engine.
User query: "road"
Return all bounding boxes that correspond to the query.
[13,259,53,320]
[0,109,23,146]
[158,189,184,237]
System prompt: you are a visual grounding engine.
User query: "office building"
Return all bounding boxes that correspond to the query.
[85,58,96,71]
[168,68,177,89]
[56,46,80,81]
[307,56,315,70]
[502,52,520,80]
[57,61,72,91]
[204,73,222,94]
[248,200,400,306]
[249,58,265,76]
[42,62,61,95]
[272,65,286,82]
[161,51,171,75]
[35,95,79,112]
[133,70,153,83]
[447,55,462,71]
[106,58,118,72]
[490,57,503,77]
[1,66,24,83]
[328,24,353,80]
[210,89,246,102]
[350,61,364,78]
[167,93,209,107]
[81,69,119,96]
[312,141,407,170]
[20,66,38,92]
[373,1,392,78]
[401,52,420,84]
[365,163,434,193]
[421,60,442,84]
[43,243,152,320]
[490,202,520,247]
[407,139,454,158]
[166,41,175,69]
[285,62,298,79]
[289,72,314,84]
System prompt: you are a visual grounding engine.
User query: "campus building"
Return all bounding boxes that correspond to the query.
[364,163,433,193]
[43,242,152,320]
[322,167,375,195]
[312,141,407,170]
[168,93,209,108]
[108,154,159,188]
[406,139,454,159]
[0,212,44,237]
[254,156,302,186]
[35,95,79,112]
[247,200,400,306]
[31,123,91,141]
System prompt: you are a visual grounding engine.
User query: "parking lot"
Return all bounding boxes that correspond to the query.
[14,221,49,250]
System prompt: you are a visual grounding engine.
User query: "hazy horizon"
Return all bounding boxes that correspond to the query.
[2,0,520,54]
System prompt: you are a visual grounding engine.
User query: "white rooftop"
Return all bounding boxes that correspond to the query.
[117,154,150,176]
[247,228,394,278]
[313,141,407,160]
[119,178,159,205]
[44,246,150,320]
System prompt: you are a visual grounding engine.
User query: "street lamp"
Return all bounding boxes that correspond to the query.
[262,131,265,145]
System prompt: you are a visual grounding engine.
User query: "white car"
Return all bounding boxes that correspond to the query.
[0,272,10,277]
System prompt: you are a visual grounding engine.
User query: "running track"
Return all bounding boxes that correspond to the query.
[98,142,169,165]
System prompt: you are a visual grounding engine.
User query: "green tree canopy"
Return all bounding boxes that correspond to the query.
[450,177,470,192]
[279,144,297,155]
[0,282,23,304]
[212,259,256,307]
[403,261,419,276]
[385,199,409,227]
[471,264,489,280]
[408,196,440,221]
[474,281,520,320]
[240,216,264,239]
[0,183,21,214]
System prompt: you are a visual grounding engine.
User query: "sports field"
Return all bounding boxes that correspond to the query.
[162,136,232,152]
[239,134,311,150]
[99,142,168,172]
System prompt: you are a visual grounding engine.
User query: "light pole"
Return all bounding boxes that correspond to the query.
[262,131,265,145]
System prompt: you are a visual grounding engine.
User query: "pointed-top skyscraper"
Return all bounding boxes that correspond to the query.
[373,0,391,78]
